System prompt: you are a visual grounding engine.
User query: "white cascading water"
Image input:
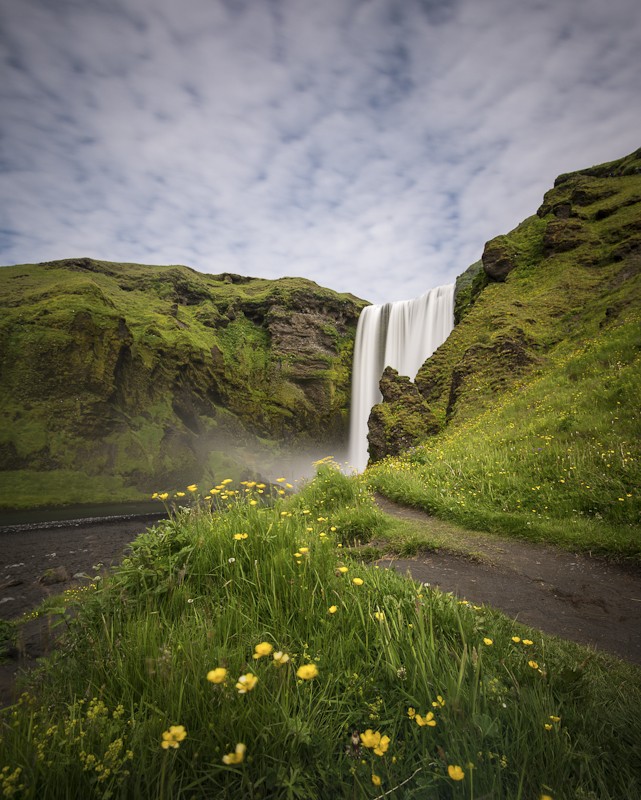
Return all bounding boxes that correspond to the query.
[347,283,456,473]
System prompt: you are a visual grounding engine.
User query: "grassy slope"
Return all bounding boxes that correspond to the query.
[367,150,641,560]
[0,260,367,508]
[2,467,641,800]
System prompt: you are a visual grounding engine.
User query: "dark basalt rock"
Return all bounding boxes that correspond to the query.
[367,368,440,463]
[482,237,517,282]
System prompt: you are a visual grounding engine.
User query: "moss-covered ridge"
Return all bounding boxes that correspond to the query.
[369,146,641,459]
[0,259,368,507]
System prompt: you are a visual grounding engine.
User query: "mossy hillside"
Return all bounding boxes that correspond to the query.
[0,260,368,507]
[414,153,641,431]
[366,148,641,553]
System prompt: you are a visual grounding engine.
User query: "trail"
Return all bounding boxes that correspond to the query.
[371,493,641,667]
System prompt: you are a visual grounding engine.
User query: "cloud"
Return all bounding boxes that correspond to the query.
[1,0,640,303]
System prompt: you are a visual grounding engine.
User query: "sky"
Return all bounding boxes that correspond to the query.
[2,0,640,305]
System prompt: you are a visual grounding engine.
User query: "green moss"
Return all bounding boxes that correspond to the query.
[0,258,368,508]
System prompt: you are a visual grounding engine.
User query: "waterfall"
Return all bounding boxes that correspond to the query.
[347,283,455,473]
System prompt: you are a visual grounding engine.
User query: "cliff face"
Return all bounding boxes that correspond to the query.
[368,147,641,462]
[0,259,367,505]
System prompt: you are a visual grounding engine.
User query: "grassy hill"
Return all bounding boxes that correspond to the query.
[0,260,367,509]
[367,147,641,561]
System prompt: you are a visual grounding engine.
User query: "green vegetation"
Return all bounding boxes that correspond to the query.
[0,260,368,509]
[2,464,641,799]
[366,149,641,561]
[367,307,641,561]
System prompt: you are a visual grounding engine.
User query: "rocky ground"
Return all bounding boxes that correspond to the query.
[1,500,641,708]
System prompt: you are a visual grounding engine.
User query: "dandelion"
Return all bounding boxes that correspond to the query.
[432,696,445,708]
[253,642,274,659]
[448,765,465,781]
[161,726,187,749]
[372,774,381,786]
[222,743,246,765]
[529,661,539,669]
[297,664,319,680]
[187,485,197,492]
[353,578,364,586]
[416,713,436,727]
[483,638,493,645]
[329,606,338,614]
[236,673,258,693]
[273,651,290,666]
[207,668,227,684]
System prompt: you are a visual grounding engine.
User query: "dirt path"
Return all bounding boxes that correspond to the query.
[372,494,641,667]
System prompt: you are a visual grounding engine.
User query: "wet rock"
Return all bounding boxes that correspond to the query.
[38,566,72,586]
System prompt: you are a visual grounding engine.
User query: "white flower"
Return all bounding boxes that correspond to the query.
[229,558,236,563]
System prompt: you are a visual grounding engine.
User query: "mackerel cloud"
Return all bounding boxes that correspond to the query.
[1,0,640,304]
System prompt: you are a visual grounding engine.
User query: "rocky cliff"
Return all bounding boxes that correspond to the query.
[368,146,641,462]
[0,259,367,506]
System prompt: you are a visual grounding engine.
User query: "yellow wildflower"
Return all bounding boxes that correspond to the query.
[416,713,436,727]
[299,547,309,553]
[249,500,258,505]
[511,637,521,643]
[329,606,338,613]
[407,707,416,719]
[448,765,464,781]
[159,493,169,500]
[273,651,290,666]
[353,578,364,586]
[297,664,319,680]
[529,660,539,669]
[372,774,381,786]
[432,696,445,708]
[221,478,233,484]
[483,638,493,646]
[206,668,227,684]
[161,725,187,749]
[522,639,533,646]
[360,730,391,755]
[338,566,348,573]
[222,743,246,764]
[236,673,258,693]
[253,642,274,659]
[234,533,248,540]
[374,612,384,620]
[187,485,197,492]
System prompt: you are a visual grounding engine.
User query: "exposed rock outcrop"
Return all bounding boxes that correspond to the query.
[367,368,440,462]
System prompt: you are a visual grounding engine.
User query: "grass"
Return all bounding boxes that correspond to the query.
[2,463,641,799]
[367,309,641,564]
